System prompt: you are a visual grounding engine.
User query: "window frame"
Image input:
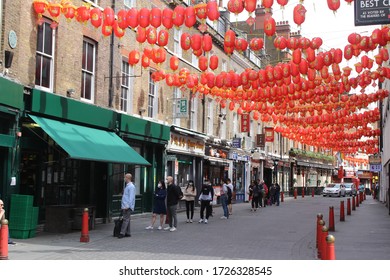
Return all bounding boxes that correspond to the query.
[120,59,134,114]
[148,71,158,118]
[173,28,183,58]
[81,38,96,103]
[35,19,55,92]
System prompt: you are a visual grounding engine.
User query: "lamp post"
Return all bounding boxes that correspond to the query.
[273,159,279,184]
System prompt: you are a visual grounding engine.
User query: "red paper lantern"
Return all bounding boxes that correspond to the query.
[173,6,185,28]
[310,37,323,49]
[235,38,248,52]
[264,13,276,37]
[33,0,47,15]
[348,33,362,45]
[158,29,169,47]
[292,49,302,64]
[224,30,236,47]
[101,23,112,37]
[207,1,220,21]
[193,49,203,57]
[141,54,150,68]
[209,55,219,70]
[103,7,115,26]
[162,8,173,29]
[153,47,166,64]
[113,21,125,38]
[150,8,161,28]
[136,28,146,44]
[274,36,287,50]
[191,34,202,51]
[138,8,150,28]
[62,3,76,21]
[184,7,196,28]
[198,56,208,71]
[126,8,138,29]
[287,37,299,50]
[333,48,343,64]
[195,3,208,22]
[117,9,128,29]
[262,0,274,12]
[90,8,102,28]
[146,27,157,45]
[293,4,306,26]
[48,3,62,19]
[327,0,341,12]
[170,56,179,71]
[277,0,289,7]
[224,45,234,56]
[245,0,257,14]
[249,38,264,51]
[180,33,191,51]
[227,0,245,15]
[344,44,353,60]
[202,34,213,52]
[128,50,140,66]
[298,37,311,49]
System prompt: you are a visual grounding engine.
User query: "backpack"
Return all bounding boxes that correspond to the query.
[226,185,232,197]
[253,185,260,197]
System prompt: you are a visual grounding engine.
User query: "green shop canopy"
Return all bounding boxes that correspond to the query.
[29,115,150,166]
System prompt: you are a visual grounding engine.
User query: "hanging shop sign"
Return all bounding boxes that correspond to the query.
[232,138,241,148]
[264,127,274,142]
[169,132,205,156]
[240,113,250,132]
[354,0,390,26]
[256,134,265,148]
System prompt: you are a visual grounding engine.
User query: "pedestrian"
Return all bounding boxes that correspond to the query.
[226,178,234,215]
[198,181,213,224]
[270,183,276,205]
[164,176,183,232]
[145,180,167,230]
[220,178,229,219]
[0,199,16,245]
[183,180,197,223]
[251,181,260,211]
[274,183,281,206]
[118,173,136,239]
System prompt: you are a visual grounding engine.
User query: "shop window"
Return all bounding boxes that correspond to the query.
[35,19,55,91]
[124,0,136,8]
[190,97,198,130]
[173,28,182,58]
[81,38,96,103]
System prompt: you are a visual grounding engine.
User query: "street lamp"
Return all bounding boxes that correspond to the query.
[273,159,279,184]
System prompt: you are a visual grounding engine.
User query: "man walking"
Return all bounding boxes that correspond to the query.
[165,176,183,232]
[118,173,135,239]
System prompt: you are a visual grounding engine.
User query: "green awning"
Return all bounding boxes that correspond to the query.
[29,115,150,166]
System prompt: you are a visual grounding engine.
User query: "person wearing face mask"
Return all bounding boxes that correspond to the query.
[145,180,167,230]
[183,180,197,223]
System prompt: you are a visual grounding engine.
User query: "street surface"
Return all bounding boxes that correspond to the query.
[6,195,390,260]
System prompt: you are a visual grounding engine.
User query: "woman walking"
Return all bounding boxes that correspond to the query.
[183,180,197,223]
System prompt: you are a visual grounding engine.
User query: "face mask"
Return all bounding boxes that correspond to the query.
[158,183,162,188]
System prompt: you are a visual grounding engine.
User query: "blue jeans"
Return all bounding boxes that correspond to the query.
[221,195,229,218]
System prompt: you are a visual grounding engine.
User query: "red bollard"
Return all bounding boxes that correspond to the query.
[302,188,305,198]
[321,225,328,260]
[360,192,363,204]
[326,235,336,260]
[80,208,90,243]
[281,192,284,202]
[356,194,359,207]
[352,195,356,210]
[347,198,351,215]
[328,206,335,232]
[316,214,323,249]
[294,188,297,199]
[317,220,325,259]
[340,201,345,222]
[0,219,9,260]
[312,188,315,197]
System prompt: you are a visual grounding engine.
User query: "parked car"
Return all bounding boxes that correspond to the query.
[344,183,356,196]
[322,183,346,197]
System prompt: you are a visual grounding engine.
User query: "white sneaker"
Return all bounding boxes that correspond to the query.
[204,219,208,224]
[145,226,153,230]
[189,220,193,223]
[157,226,162,230]
[220,216,227,219]
[198,219,203,223]
[186,219,190,223]
[169,227,177,232]
[164,226,171,231]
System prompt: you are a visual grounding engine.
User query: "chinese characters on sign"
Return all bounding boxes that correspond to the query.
[240,114,249,132]
[256,134,265,148]
[175,98,188,118]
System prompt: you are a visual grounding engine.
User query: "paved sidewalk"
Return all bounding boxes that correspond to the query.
[4,195,390,260]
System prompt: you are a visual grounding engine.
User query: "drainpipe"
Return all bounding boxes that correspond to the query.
[108,0,115,108]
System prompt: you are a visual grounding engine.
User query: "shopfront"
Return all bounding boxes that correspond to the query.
[0,77,24,210]
[166,126,206,199]
[17,89,166,232]
[230,150,250,202]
